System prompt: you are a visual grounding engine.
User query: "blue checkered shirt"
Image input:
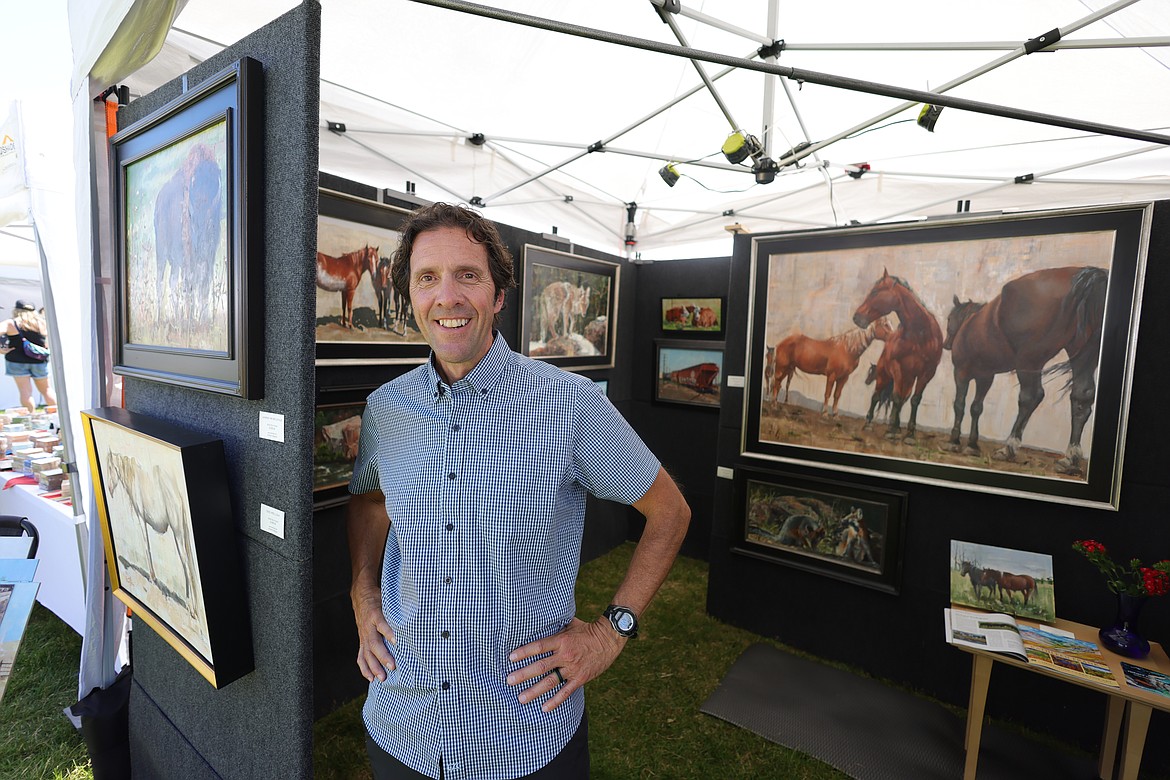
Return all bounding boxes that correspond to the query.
[350,333,660,780]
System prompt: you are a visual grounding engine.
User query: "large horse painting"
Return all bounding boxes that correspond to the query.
[745,207,1149,508]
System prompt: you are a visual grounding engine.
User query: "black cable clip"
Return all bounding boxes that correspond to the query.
[327,121,347,134]
[758,39,785,60]
[587,141,605,153]
[1014,173,1035,184]
[1025,28,1061,54]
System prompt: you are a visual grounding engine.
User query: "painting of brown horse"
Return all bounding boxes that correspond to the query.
[315,244,379,329]
[942,266,1107,475]
[853,270,944,442]
[769,318,890,416]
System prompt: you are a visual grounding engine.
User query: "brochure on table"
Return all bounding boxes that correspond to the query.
[944,607,1118,688]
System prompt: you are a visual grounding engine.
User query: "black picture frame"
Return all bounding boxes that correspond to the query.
[110,57,264,399]
[660,296,725,337]
[315,189,427,365]
[743,204,1151,510]
[654,339,724,409]
[520,245,619,371]
[80,407,253,688]
[732,465,906,594]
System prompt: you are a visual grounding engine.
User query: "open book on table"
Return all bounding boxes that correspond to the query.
[945,607,1119,688]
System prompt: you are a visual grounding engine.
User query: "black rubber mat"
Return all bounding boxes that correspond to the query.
[700,643,1099,780]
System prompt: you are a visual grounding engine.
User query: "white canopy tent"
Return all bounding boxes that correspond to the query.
[4,0,1168,719]
[120,0,1170,259]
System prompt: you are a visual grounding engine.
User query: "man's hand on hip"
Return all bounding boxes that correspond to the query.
[506,617,626,713]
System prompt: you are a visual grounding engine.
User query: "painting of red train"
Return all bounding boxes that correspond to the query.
[654,340,724,408]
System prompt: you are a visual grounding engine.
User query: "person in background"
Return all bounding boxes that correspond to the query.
[1,300,56,413]
[348,202,691,780]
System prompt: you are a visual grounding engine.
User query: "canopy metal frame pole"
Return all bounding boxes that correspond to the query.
[479,46,761,204]
[655,7,741,133]
[403,0,1170,148]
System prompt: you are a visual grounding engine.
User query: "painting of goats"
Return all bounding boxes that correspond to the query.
[521,246,618,370]
[737,467,905,593]
[950,540,1055,623]
[746,207,1148,507]
[86,415,212,663]
[123,122,229,353]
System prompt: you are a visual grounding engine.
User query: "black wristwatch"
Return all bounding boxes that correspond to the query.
[603,604,639,639]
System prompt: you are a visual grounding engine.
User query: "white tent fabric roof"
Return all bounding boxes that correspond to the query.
[120,0,1170,259]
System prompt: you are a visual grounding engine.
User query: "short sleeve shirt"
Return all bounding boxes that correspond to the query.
[349,333,660,780]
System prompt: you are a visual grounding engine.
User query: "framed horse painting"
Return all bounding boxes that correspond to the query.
[520,245,619,371]
[316,189,428,365]
[81,407,253,689]
[110,57,263,398]
[742,203,1152,509]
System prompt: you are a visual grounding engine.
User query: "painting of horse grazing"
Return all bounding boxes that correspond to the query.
[743,205,1150,508]
[81,407,253,689]
[521,245,619,371]
[733,466,906,593]
[950,540,1054,623]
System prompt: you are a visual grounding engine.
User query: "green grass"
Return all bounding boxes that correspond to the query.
[12,545,1151,779]
[0,603,92,780]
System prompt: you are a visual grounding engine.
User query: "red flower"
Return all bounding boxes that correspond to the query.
[1073,540,1170,597]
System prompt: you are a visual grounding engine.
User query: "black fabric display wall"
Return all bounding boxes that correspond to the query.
[626,257,731,561]
[116,5,320,778]
[707,201,1170,775]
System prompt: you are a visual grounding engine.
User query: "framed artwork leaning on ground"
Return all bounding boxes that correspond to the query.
[110,57,263,398]
[81,407,253,689]
[520,245,619,371]
[742,204,1152,510]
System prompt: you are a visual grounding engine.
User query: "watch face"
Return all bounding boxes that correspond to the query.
[615,612,636,632]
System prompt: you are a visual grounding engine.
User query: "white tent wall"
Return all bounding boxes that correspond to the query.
[119,0,1170,261]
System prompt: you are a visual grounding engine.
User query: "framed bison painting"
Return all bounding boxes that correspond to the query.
[80,407,253,689]
[732,465,905,593]
[110,57,263,398]
[742,204,1151,510]
[520,245,619,371]
[316,189,428,365]
[654,340,724,409]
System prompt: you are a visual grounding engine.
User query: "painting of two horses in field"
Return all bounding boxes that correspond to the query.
[950,540,1054,623]
[758,227,1118,485]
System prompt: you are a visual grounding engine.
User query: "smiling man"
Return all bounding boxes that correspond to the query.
[347,203,691,780]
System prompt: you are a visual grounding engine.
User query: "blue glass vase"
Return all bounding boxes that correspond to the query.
[1098,593,1150,659]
